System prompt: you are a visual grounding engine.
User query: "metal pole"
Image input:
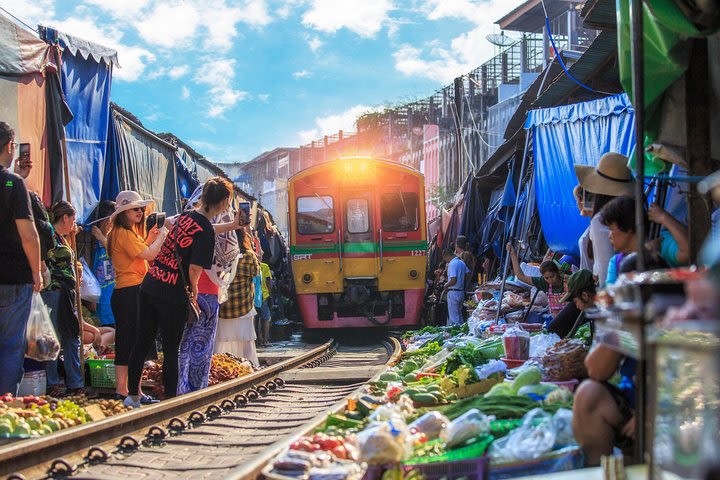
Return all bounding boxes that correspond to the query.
[630,0,646,466]
[495,131,531,322]
[630,0,645,271]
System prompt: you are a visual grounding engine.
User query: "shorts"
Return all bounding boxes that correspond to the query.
[601,381,635,448]
[257,300,271,322]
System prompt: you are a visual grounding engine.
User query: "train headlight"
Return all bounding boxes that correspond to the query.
[302,273,313,284]
[409,270,418,279]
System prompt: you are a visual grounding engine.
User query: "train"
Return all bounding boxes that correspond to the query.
[288,156,427,329]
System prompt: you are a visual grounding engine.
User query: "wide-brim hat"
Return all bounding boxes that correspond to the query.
[574,153,635,197]
[110,190,154,221]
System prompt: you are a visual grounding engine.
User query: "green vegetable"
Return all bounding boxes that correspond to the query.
[438,394,541,420]
[379,372,402,382]
[517,384,559,397]
[511,366,542,393]
[485,383,513,397]
[410,393,440,404]
[402,341,442,358]
[324,413,363,429]
[404,373,418,383]
[544,387,574,405]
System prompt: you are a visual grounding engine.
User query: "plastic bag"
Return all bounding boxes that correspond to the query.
[552,408,576,448]
[475,359,507,380]
[529,333,561,359]
[370,403,406,423]
[503,323,530,360]
[409,411,450,440]
[79,257,101,303]
[357,420,412,464]
[490,408,556,463]
[25,293,60,361]
[440,408,494,449]
[542,339,588,381]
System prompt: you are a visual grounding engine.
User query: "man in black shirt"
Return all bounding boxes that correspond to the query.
[0,121,42,396]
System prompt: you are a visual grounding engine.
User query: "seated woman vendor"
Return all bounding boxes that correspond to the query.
[506,242,567,316]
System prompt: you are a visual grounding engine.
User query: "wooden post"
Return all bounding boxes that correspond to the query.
[686,38,712,263]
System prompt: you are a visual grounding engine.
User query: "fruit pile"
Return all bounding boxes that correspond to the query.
[290,432,357,461]
[0,395,91,437]
[209,353,254,386]
[62,394,133,416]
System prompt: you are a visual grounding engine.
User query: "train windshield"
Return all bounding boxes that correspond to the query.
[381,192,419,231]
[346,198,370,233]
[297,196,335,234]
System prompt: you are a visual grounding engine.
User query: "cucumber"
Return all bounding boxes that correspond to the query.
[410,393,439,404]
[403,373,418,383]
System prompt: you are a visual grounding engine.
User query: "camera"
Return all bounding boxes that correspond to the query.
[145,212,166,231]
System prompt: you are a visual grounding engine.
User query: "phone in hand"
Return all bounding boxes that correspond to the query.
[239,202,251,225]
[145,212,166,231]
[19,143,30,160]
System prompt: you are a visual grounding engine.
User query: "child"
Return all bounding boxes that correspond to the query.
[257,261,273,346]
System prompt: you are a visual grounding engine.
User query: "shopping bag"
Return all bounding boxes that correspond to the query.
[79,257,101,303]
[25,293,61,361]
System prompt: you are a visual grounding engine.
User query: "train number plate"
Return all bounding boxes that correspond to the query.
[410,250,426,256]
[293,254,312,261]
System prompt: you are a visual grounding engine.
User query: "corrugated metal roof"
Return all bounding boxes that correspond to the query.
[581,0,617,30]
[531,30,622,108]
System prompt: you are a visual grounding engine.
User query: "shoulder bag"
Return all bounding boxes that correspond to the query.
[170,217,201,324]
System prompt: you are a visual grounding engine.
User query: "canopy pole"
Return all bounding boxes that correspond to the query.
[60,107,85,380]
[629,0,645,464]
[495,130,531,323]
[630,0,645,271]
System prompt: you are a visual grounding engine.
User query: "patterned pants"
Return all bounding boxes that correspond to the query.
[177,294,220,395]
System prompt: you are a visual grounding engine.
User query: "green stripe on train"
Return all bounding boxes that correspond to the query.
[290,240,428,255]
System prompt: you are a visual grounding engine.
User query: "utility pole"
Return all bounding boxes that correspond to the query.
[454,77,464,188]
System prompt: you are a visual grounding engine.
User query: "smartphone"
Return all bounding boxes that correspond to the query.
[145,212,166,231]
[239,202,251,225]
[582,190,595,213]
[19,143,30,159]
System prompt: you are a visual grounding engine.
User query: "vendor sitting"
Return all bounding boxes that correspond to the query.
[506,242,567,317]
[573,314,636,465]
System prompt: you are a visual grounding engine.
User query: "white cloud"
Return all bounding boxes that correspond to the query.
[8,0,55,26]
[297,104,376,143]
[82,0,149,20]
[306,36,323,52]
[194,58,248,118]
[302,0,393,38]
[134,3,200,48]
[293,70,311,79]
[168,65,190,79]
[46,17,155,81]
[257,93,270,102]
[181,86,191,100]
[393,0,525,82]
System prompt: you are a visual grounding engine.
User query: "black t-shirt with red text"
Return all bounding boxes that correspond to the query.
[142,210,215,303]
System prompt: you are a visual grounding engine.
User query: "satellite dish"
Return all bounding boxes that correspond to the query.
[486,31,516,47]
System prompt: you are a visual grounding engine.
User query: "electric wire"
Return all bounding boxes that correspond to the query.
[448,96,477,175]
[0,5,38,33]
[463,92,504,149]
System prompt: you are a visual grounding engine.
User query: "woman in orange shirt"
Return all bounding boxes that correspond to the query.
[107,191,168,402]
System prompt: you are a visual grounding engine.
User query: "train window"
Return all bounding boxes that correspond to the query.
[381,192,419,232]
[297,196,335,234]
[346,198,369,233]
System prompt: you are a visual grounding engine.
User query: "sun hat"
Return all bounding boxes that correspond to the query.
[110,191,154,221]
[574,153,635,197]
[559,269,596,303]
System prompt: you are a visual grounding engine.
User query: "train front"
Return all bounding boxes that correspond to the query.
[288,157,427,329]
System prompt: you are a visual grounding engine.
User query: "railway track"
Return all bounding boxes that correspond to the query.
[2,337,401,480]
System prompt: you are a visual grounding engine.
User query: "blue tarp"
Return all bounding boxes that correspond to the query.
[525,93,636,255]
[176,150,200,199]
[42,28,114,222]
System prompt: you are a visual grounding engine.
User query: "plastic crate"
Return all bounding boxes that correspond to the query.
[86,359,116,388]
[404,453,488,480]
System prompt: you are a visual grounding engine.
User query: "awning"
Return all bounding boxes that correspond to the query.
[0,14,48,75]
[526,93,636,255]
[581,0,617,30]
[532,30,622,109]
[477,129,523,178]
[50,28,119,67]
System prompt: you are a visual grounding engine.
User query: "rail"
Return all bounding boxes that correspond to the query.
[226,337,402,479]
[0,340,335,477]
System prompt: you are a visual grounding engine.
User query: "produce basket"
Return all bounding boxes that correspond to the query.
[86,359,115,388]
[406,435,494,465]
[489,446,584,479]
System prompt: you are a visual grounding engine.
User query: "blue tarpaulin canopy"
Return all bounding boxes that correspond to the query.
[41,27,115,222]
[525,93,636,255]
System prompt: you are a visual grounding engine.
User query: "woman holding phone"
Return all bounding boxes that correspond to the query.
[107,191,168,402]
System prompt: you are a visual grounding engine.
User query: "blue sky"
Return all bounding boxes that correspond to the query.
[8,0,524,163]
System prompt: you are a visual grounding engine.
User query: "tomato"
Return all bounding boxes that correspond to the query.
[331,445,348,459]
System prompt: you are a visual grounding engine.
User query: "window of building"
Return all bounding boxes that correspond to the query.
[346,198,369,233]
[381,192,419,232]
[297,196,335,234]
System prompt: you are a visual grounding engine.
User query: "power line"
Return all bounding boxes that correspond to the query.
[0,5,38,33]
[448,97,476,175]
[463,92,504,149]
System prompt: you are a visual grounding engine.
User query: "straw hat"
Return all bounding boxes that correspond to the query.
[574,153,635,197]
[110,190,154,221]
